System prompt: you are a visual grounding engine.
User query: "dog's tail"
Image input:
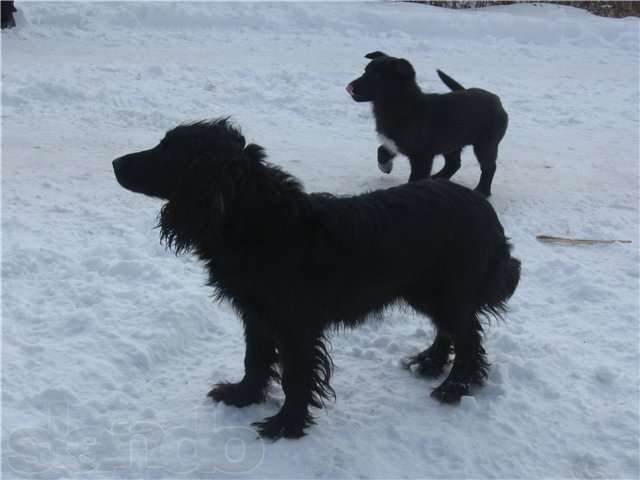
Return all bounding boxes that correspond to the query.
[480,242,521,317]
[437,69,465,91]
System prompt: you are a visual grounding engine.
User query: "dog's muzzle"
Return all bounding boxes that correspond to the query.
[345,82,368,102]
[345,83,355,97]
[112,155,135,189]
[112,156,125,183]
[112,149,154,194]
[112,156,124,174]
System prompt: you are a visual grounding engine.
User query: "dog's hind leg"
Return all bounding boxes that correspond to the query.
[253,332,333,439]
[403,332,451,377]
[209,320,278,407]
[408,153,435,182]
[432,150,462,180]
[431,308,489,403]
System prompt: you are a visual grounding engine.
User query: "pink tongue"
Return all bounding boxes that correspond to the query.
[345,83,354,95]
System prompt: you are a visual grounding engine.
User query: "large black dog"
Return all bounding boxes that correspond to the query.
[112,119,520,439]
[347,51,508,197]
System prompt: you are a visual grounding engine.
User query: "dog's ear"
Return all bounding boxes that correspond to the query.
[365,51,387,60]
[396,59,415,78]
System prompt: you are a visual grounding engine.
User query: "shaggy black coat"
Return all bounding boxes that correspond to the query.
[112,119,521,439]
[346,51,509,197]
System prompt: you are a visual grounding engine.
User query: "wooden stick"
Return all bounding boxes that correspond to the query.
[536,235,632,245]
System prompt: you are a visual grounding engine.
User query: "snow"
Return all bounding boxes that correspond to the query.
[1,1,638,478]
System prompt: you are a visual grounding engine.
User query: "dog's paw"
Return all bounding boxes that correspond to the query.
[208,382,264,407]
[378,160,393,174]
[416,358,445,377]
[431,380,470,404]
[402,352,446,377]
[252,411,310,440]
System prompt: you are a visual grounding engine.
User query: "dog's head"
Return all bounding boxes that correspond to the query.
[112,118,248,200]
[345,51,416,103]
[113,118,265,252]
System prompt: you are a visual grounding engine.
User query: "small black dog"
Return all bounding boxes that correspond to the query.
[113,119,520,439]
[347,51,508,196]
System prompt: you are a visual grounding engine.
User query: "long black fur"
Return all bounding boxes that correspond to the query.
[112,118,521,439]
[347,51,509,197]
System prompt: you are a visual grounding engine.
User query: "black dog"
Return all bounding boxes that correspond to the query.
[112,118,520,439]
[346,51,508,197]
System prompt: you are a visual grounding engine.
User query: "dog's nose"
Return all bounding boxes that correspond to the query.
[112,157,122,173]
[345,83,354,96]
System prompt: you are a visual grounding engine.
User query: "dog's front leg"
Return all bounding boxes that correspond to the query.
[408,153,435,182]
[209,320,278,407]
[253,334,333,439]
[377,145,396,174]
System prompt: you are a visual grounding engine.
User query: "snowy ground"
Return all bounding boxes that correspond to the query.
[2,2,639,478]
